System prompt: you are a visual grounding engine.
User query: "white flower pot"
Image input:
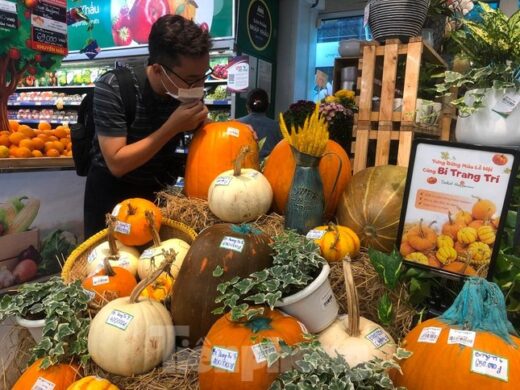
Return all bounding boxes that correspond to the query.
[456,88,520,146]
[275,264,338,333]
[16,316,45,343]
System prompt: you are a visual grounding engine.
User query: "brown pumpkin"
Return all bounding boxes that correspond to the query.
[441,212,466,239]
[263,139,351,219]
[337,165,407,252]
[184,121,260,199]
[112,199,162,246]
[12,359,78,390]
[171,224,274,348]
[406,220,437,251]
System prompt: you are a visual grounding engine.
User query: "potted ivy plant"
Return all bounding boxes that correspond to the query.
[0,277,91,368]
[213,230,339,333]
[436,3,520,146]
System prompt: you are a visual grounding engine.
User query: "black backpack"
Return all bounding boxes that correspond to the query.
[70,67,137,176]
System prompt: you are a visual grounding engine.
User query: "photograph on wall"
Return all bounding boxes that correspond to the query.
[397,139,518,279]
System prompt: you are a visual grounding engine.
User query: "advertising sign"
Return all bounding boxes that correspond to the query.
[31,0,68,55]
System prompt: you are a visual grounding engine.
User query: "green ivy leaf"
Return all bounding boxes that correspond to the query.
[377,293,393,326]
[213,265,224,277]
[368,248,402,289]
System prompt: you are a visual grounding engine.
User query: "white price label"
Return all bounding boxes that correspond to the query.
[226,127,240,137]
[106,310,134,331]
[210,346,238,372]
[251,342,277,363]
[321,291,334,310]
[366,328,390,349]
[141,248,155,259]
[92,275,110,286]
[492,93,520,116]
[215,176,233,186]
[87,250,97,264]
[448,329,476,348]
[112,203,121,216]
[114,221,131,235]
[32,377,56,390]
[471,350,508,382]
[418,327,442,344]
[117,254,130,267]
[220,236,245,253]
[306,229,326,240]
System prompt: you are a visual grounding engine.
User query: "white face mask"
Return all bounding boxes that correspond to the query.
[160,65,205,104]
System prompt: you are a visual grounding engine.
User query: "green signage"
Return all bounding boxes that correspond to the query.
[237,0,278,60]
[68,0,234,52]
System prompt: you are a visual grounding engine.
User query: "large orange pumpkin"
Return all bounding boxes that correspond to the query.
[392,278,520,389]
[184,121,260,199]
[263,139,351,219]
[199,308,306,390]
[112,198,162,246]
[12,359,79,390]
[336,165,407,252]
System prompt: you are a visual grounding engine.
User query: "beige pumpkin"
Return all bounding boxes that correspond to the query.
[88,252,176,376]
[86,218,139,276]
[138,238,190,280]
[208,146,273,223]
[319,259,396,367]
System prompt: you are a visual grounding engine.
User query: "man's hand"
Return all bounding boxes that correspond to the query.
[166,101,209,134]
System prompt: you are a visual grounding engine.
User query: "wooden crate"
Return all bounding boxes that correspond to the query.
[345,37,455,173]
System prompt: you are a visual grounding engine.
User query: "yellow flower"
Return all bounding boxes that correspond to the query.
[324,95,336,103]
[334,89,355,99]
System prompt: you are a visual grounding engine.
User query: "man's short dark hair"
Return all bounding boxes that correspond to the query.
[148,15,211,67]
[246,88,269,113]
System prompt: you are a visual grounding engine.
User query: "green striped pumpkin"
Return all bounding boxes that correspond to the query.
[336,165,407,252]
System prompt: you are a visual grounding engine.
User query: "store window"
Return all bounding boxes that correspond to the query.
[313,15,364,101]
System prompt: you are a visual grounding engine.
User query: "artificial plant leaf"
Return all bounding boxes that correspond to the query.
[368,248,402,289]
[377,293,393,326]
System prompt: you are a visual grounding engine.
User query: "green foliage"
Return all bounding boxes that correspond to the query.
[0,277,91,369]
[268,338,412,390]
[213,230,326,321]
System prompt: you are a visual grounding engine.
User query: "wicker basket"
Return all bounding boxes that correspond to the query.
[61,218,197,283]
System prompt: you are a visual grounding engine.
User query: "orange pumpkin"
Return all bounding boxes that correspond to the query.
[184,121,260,199]
[472,198,497,220]
[112,198,162,246]
[311,223,360,262]
[442,261,477,276]
[82,258,137,306]
[12,359,79,390]
[263,139,351,219]
[442,212,466,239]
[67,376,119,390]
[139,272,173,301]
[199,308,306,390]
[392,278,520,389]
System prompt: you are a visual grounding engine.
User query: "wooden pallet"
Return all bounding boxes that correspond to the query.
[347,37,454,173]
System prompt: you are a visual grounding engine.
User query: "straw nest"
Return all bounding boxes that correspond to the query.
[158,190,285,237]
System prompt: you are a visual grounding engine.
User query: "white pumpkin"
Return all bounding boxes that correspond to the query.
[88,254,176,376]
[318,259,396,367]
[208,146,273,223]
[137,238,190,280]
[86,239,139,277]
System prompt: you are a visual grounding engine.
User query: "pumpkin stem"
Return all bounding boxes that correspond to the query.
[447,212,454,225]
[328,222,340,251]
[342,258,360,337]
[418,219,425,239]
[103,256,116,277]
[129,249,176,303]
[145,210,162,247]
[127,202,137,216]
[233,145,250,176]
[105,214,119,258]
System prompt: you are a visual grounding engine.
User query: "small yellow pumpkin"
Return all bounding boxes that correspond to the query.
[477,225,496,245]
[67,376,119,390]
[139,272,173,301]
[457,227,478,244]
[436,246,457,265]
[468,242,491,265]
[454,208,473,225]
[405,252,429,265]
[311,223,360,262]
[436,234,454,248]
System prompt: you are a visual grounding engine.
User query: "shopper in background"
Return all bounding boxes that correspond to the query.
[237,88,282,159]
[83,15,211,238]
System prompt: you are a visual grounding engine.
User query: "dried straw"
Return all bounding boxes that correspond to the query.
[330,250,416,341]
[158,190,285,237]
[1,325,35,389]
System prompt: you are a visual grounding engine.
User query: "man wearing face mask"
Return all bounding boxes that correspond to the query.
[83,15,210,238]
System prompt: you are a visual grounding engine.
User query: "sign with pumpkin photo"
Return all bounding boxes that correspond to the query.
[397,139,519,280]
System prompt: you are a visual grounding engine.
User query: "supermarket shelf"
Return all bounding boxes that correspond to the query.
[8,101,82,107]
[0,157,74,170]
[17,85,94,90]
[204,99,231,106]
[12,119,77,125]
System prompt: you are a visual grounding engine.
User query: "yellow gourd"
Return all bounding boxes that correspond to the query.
[477,225,496,245]
[405,252,429,265]
[436,234,454,248]
[457,227,478,245]
[312,223,360,262]
[436,246,457,265]
[67,376,119,390]
[468,242,491,265]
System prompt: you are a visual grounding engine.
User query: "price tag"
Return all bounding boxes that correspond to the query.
[215,176,233,186]
[251,342,277,363]
[32,377,56,390]
[114,221,131,235]
[448,329,476,348]
[226,127,240,137]
[106,310,134,331]
[306,229,326,240]
[492,93,520,116]
[220,236,245,253]
[117,255,130,267]
[92,275,109,286]
[366,328,390,349]
[321,291,334,310]
[87,249,97,264]
[471,350,508,382]
[112,203,121,216]
[141,248,155,259]
[210,346,238,372]
[418,327,442,344]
